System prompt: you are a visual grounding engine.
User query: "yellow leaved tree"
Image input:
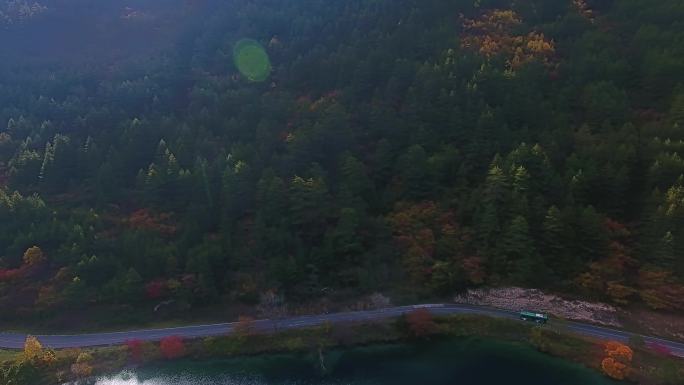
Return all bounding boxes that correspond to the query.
[23,246,45,265]
[71,352,94,377]
[23,335,43,361]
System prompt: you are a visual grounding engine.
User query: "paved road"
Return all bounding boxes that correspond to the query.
[1,304,683,358]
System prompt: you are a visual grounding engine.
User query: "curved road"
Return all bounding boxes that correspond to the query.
[1,304,683,358]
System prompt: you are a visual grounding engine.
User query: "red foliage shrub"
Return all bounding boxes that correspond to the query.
[145,280,167,299]
[128,209,177,235]
[0,268,22,281]
[405,308,438,337]
[159,336,185,360]
[125,339,143,362]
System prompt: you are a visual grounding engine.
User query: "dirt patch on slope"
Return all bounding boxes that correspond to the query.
[454,287,621,327]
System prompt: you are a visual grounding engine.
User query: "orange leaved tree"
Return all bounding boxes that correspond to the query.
[601,341,633,380]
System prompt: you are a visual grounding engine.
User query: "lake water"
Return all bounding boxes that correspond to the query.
[75,338,619,385]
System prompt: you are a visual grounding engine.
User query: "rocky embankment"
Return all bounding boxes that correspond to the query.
[454,287,621,327]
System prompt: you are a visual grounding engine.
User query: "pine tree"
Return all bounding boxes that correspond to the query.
[477,201,500,253]
[81,136,100,178]
[290,171,331,241]
[669,92,684,127]
[39,141,54,183]
[256,169,289,226]
[330,207,364,285]
[39,134,73,191]
[541,206,576,279]
[332,207,363,259]
[502,215,538,283]
[223,159,254,221]
[192,157,214,209]
[577,206,609,262]
[373,138,394,187]
[484,158,510,210]
[400,145,434,200]
[655,231,675,268]
[338,153,373,210]
[122,268,144,301]
[511,165,530,216]
[8,146,41,186]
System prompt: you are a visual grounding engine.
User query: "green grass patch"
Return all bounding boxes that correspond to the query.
[0,349,19,363]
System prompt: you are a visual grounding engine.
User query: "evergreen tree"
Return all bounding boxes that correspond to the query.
[223,159,255,222]
[399,145,435,200]
[256,169,289,226]
[511,165,531,217]
[542,206,579,280]
[328,207,364,286]
[577,206,609,262]
[484,157,511,209]
[501,215,538,284]
[290,171,331,242]
[40,134,74,191]
[655,231,676,268]
[338,152,373,211]
[669,93,684,127]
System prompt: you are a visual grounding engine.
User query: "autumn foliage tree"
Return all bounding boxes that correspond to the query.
[577,219,637,304]
[145,280,167,299]
[70,352,94,378]
[637,267,684,311]
[125,339,144,362]
[22,335,56,367]
[22,246,45,265]
[460,10,556,71]
[601,341,633,380]
[23,335,43,362]
[234,315,256,337]
[405,308,438,338]
[159,336,185,360]
[387,202,478,291]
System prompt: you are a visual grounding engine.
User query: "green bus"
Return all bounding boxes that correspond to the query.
[519,311,549,324]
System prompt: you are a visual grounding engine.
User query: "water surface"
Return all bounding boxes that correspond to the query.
[77,338,619,385]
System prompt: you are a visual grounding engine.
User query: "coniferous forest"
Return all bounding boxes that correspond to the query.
[1,0,684,327]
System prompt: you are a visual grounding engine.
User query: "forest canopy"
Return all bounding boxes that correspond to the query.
[1,0,684,326]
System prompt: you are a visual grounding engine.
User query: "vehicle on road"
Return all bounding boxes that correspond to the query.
[519,311,549,324]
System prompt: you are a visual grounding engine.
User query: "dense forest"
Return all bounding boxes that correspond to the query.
[1,0,684,326]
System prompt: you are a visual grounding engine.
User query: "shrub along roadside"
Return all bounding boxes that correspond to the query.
[1,315,682,384]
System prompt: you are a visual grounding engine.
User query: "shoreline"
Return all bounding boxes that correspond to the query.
[3,314,683,385]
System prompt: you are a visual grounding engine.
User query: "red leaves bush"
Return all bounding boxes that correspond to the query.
[145,280,167,299]
[159,336,185,360]
[0,268,21,281]
[125,339,143,362]
[128,209,177,235]
[405,308,438,337]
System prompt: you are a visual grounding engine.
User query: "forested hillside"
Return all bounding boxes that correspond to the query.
[1,0,684,326]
